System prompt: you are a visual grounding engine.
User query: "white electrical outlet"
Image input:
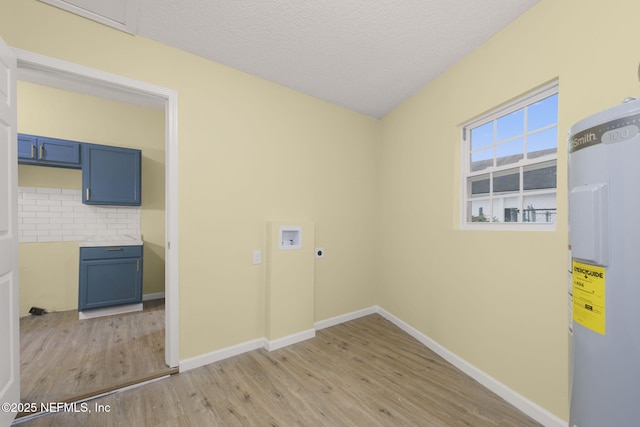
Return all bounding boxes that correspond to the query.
[253,250,262,265]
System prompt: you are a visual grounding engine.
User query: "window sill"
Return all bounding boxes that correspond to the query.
[459,222,556,232]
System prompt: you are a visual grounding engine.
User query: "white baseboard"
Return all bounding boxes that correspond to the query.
[178,305,566,427]
[79,303,143,319]
[180,328,317,372]
[143,292,165,301]
[314,306,378,330]
[180,338,267,372]
[179,306,379,372]
[266,329,315,351]
[376,307,567,427]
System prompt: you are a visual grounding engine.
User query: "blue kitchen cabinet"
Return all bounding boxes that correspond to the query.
[82,143,141,206]
[79,245,143,311]
[18,133,82,168]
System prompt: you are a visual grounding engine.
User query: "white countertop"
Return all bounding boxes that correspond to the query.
[79,234,143,247]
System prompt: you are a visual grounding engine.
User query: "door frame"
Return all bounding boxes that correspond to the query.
[13,48,180,368]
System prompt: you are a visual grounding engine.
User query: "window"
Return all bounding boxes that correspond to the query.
[461,83,558,228]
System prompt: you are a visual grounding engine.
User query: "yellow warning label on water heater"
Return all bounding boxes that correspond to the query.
[572,261,605,334]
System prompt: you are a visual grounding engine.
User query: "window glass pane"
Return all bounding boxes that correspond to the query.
[496,109,524,141]
[528,94,558,131]
[504,208,519,222]
[524,162,556,190]
[523,194,556,223]
[461,83,558,226]
[496,138,524,166]
[471,148,493,172]
[471,122,493,150]
[492,196,518,222]
[493,168,519,193]
[469,174,490,196]
[527,126,557,159]
[469,200,491,222]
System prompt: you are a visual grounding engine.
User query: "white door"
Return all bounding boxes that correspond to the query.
[0,35,19,427]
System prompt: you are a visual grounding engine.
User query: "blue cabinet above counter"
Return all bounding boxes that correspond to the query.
[18,133,82,168]
[83,143,141,206]
[18,133,141,206]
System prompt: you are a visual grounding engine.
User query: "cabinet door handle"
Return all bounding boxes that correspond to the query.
[86,188,90,201]
[106,248,123,251]
[30,144,35,159]
[136,260,140,272]
[39,145,44,160]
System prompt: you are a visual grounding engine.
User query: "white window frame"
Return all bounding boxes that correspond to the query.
[460,81,559,231]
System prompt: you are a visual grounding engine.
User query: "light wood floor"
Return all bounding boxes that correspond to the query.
[18,314,542,427]
[19,299,172,406]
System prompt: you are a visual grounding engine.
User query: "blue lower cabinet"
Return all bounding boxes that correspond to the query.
[79,246,143,311]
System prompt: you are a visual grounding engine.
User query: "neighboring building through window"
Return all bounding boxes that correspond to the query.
[461,82,558,228]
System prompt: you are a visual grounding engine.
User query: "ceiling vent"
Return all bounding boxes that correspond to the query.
[39,0,139,34]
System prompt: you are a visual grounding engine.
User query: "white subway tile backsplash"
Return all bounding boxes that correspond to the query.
[49,206,74,213]
[36,212,62,219]
[107,213,127,219]
[22,205,49,212]
[38,236,63,242]
[62,213,85,219]
[37,224,62,230]
[85,223,107,229]
[23,218,50,224]
[50,218,74,224]
[36,187,62,194]
[23,192,50,200]
[75,218,97,224]
[62,223,86,230]
[36,200,62,207]
[18,186,141,243]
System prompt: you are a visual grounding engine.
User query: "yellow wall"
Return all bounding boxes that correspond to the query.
[266,221,315,341]
[19,242,79,315]
[378,0,640,420]
[17,81,166,315]
[2,0,379,359]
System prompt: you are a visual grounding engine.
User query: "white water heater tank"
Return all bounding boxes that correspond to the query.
[568,97,640,427]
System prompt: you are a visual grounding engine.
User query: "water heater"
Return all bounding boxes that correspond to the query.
[568,98,640,427]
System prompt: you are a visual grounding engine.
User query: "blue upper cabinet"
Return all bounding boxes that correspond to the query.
[17,134,141,206]
[82,143,142,206]
[17,134,36,160]
[18,133,82,168]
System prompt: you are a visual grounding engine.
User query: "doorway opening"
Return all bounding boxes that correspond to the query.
[14,48,179,405]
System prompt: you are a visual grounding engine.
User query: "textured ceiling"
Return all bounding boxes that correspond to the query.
[134,0,539,118]
[45,0,538,118]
